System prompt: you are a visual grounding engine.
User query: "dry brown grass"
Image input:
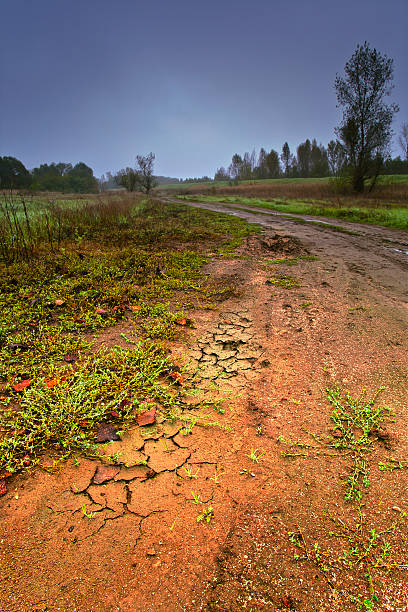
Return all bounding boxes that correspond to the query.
[159,180,408,206]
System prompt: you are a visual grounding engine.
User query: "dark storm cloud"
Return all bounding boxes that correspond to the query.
[1,0,407,177]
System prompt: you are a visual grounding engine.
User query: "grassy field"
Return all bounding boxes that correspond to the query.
[0,193,257,474]
[157,175,408,206]
[157,174,408,190]
[158,176,330,190]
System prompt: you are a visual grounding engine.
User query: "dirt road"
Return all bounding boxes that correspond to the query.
[171,197,408,303]
[1,201,408,611]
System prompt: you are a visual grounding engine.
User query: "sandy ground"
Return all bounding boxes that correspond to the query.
[1,203,407,612]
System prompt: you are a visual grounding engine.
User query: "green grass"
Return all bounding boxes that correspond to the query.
[266,274,301,289]
[156,175,408,191]
[0,197,258,475]
[0,343,181,472]
[177,194,408,231]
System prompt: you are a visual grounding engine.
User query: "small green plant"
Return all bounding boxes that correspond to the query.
[81,504,96,519]
[281,386,392,501]
[266,275,300,289]
[182,464,199,479]
[378,459,408,472]
[278,434,309,448]
[210,467,224,484]
[196,506,214,524]
[108,451,123,464]
[246,448,265,463]
[256,425,263,436]
[191,491,201,504]
[288,505,408,609]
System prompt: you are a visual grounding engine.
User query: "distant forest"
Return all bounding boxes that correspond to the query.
[1,136,407,193]
[213,139,408,183]
[0,158,99,192]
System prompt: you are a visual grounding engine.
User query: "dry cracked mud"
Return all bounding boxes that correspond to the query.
[1,208,408,612]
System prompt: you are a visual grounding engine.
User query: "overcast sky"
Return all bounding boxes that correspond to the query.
[1,0,407,178]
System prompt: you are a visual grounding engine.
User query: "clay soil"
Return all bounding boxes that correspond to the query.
[1,202,408,612]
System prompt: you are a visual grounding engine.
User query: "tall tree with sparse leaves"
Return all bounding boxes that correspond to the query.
[398,123,408,162]
[281,142,291,176]
[334,42,399,192]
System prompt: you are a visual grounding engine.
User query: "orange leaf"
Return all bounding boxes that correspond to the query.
[12,379,31,392]
[45,379,58,389]
[54,299,65,306]
[137,407,157,426]
[0,480,7,497]
[96,308,107,315]
[169,371,185,385]
[176,317,187,326]
[130,305,141,312]
[108,410,120,419]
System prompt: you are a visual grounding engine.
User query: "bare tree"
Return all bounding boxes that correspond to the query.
[135,152,157,195]
[115,153,157,194]
[398,123,408,161]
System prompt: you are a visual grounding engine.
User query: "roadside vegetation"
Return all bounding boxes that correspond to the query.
[0,192,257,475]
[175,192,408,231]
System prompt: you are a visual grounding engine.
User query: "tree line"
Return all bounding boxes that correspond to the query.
[0,158,99,192]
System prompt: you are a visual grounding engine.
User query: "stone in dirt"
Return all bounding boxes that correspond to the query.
[93,465,121,485]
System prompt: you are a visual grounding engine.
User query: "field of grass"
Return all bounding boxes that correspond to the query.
[177,194,408,231]
[157,176,330,190]
[0,193,257,474]
[157,174,408,190]
[158,175,408,206]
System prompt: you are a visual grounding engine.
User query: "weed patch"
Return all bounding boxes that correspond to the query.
[0,196,256,476]
[266,275,301,289]
[284,386,408,609]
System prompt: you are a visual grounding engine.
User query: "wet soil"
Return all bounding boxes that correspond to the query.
[1,204,408,612]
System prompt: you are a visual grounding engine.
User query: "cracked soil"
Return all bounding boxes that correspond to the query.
[1,204,408,611]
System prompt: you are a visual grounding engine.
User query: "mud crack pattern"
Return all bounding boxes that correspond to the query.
[189,310,264,382]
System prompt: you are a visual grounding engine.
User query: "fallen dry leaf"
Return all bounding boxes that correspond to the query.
[54,299,65,306]
[96,308,107,315]
[119,399,133,410]
[176,317,187,326]
[108,410,120,419]
[12,379,31,392]
[282,593,295,609]
[93,465,120,485]
[64,354,76,363]
[137,407,157,426]
[129,305,141,312]
[96,423,121,443]
[45,379,58,389]
[169,371,185,385]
